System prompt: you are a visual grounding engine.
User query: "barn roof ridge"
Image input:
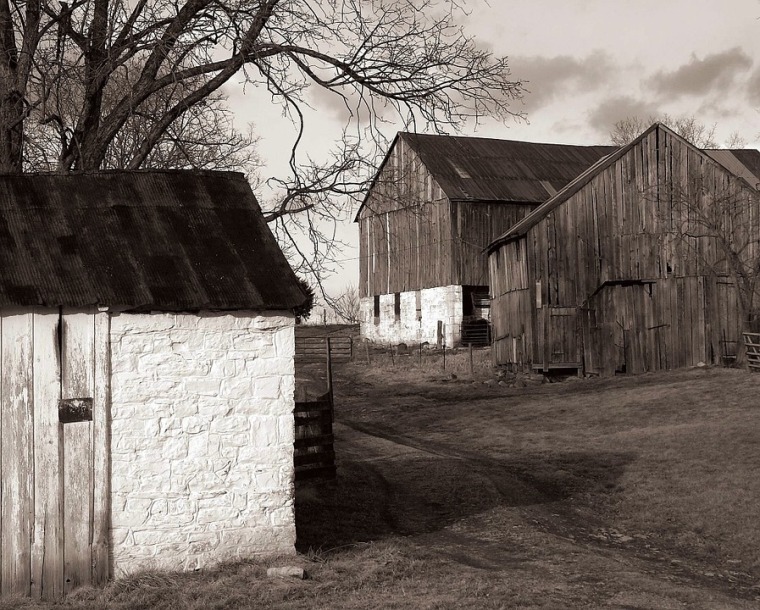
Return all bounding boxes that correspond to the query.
[353,131,616,222]
[486,123,760,253]
[0,171,306,311]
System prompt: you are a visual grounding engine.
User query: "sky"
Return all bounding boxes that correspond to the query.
[227,0,760,306]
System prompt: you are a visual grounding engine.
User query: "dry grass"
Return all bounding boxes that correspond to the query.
[336,363,760,573]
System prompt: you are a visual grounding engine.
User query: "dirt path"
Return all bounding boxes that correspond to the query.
[316,417,760,608]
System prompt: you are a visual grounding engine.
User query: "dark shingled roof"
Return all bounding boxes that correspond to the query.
[354,132,615,221]
[398,132,616,203]
[0,170,306,311]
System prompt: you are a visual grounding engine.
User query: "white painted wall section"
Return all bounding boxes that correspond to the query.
[109,311,296,576]
[360,285,463,346]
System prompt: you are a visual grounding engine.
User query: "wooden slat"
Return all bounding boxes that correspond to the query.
[61,310,95,593]
[295,412,333,428]
[31,311,63,600]
[294,450,336,467]
[294,434,334,450]
[1,311,35,596]
[294,403,332,415]
[91,312,110,586]
[295,465,337,481]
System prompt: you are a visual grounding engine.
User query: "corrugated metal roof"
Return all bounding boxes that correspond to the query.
[705,149,760,188]
[0,171,306,311]
[354,132,616,221]
[399,132,616,203]
[487,124,760,253]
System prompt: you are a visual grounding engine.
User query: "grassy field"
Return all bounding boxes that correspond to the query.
[5,358,760,608]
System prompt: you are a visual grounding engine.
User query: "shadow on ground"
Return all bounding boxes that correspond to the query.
[295,422,634,552]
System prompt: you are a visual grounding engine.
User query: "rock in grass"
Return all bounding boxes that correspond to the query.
[267,566,306,580]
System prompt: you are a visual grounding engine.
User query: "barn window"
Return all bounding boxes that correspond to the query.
[373,295,380,324]
[394,292,401,321]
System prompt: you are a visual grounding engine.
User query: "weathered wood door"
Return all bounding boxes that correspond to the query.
[0,308,109,599]
[536,307,581,369]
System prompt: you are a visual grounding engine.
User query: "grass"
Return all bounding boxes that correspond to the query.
[7,361,760,608]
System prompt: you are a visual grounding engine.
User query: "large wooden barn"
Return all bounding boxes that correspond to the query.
[356,132,614,346]
[0,171,305,598]
[487,123,760,375]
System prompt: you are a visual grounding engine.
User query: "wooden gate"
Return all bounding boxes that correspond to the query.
[0,308,109,599]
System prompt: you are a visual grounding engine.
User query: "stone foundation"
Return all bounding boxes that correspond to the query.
[360,285,464,346]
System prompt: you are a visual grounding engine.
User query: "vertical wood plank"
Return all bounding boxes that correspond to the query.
[1,311,35,596]
[61,310,95,594]
[91,312,111,586]
[30,310,63,599]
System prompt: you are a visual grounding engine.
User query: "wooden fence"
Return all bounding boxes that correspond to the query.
[459,320,492,347]
[294,390,336,481]
[743,332,760,370]
[295,335,353,362]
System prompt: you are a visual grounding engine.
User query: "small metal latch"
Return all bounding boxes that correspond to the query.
[58,398,93,423]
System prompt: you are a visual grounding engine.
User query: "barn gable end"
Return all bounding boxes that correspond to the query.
[488,124,760,374]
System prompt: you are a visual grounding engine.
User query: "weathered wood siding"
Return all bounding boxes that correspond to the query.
[490,126,756,373]
[359,139,538,297]
[358,136,450,297]
[490,240,534,364]
[0,308,109,599]
[451,201,536,286]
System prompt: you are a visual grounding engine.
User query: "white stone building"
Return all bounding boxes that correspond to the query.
[0,171,306,598]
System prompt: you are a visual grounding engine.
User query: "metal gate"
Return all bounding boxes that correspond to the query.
[0,308,109,599]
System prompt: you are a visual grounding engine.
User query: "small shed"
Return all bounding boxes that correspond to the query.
[487,124,760,375]
[0,171,306,598]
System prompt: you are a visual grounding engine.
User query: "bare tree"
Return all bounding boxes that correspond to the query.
[658,175,760,335]
[0,0,524,177]
[24,74,261,176]
[610,115,721,148]
[329,282,360,323]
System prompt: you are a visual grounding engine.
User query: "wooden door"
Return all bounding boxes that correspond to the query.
[537,307,580,369]
[0,308,109,599]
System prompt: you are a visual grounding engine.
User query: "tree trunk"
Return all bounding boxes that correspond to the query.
[0,87,23,173]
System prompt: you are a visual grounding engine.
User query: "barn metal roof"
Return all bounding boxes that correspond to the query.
[0,171,307,311]
[487,124,760,253]
[354,132,615,221]
[399,132,617,203]
[705,149,760,188]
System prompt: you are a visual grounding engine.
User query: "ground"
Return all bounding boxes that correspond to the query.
[5,345,760,609]
[293,360,760,609]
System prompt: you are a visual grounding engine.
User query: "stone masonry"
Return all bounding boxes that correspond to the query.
[109,311,296,576]
[360,285,464,347]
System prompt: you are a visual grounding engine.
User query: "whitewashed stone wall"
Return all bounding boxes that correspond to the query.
[360,285,463,346]
[109,311,296,576]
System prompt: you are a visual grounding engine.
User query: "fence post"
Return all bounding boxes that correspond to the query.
[326,337,333,405]
[469,343,473,374]
[442,342,446,371]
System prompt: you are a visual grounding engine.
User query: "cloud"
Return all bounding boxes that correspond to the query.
[510,50,615,110]
[587,95,661,135]
[648,47,752,98]
[747,66,760,106]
